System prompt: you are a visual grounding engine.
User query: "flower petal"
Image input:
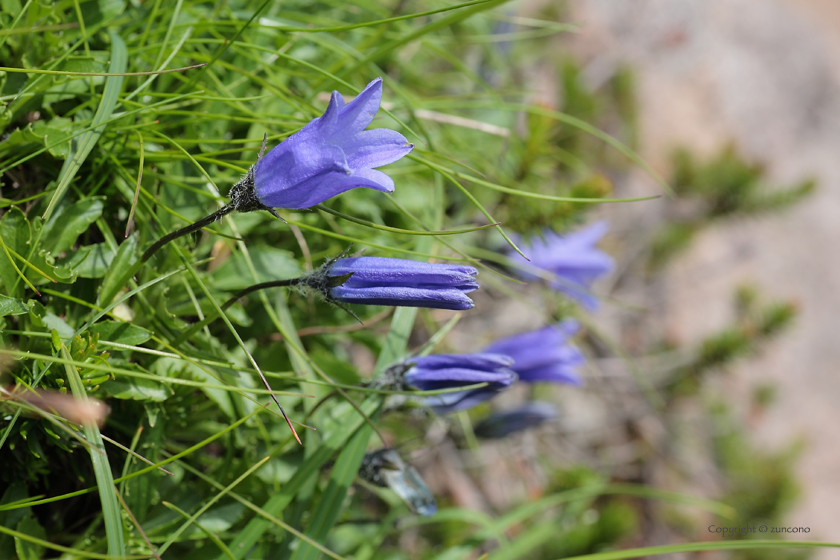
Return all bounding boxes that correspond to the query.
[330,257,477,288]
[330,285,475,310]
[352,168,395,193]
[410,353,513,371]
[294,90,344,139]
[338,129,413,169]
[257,166,398,210]
[255,141,350,205]
[337,77,383,132]
[424,385,509,414]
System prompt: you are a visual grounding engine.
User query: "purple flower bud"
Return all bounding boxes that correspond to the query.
[484,320,585,385]
[253,78,413,210]
[359,449,437,516]
[510,221,613,310]
[402,353,517,414]
[473,401,559,439]
[327,256,479,310]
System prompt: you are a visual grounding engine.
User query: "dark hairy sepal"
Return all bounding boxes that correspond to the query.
[227,134,284,220]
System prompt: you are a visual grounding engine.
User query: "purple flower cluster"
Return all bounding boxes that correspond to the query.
[509,222,613,310]
[484,320,584,385]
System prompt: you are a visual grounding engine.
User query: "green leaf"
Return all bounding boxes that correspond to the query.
[0,207,33,298]
[210,247,302,291]
[87,321,152,345]
[0,484,28,558]
[42,314,73,340]
[98,233,138,306]
[289,424,372,560]
[42,198,104,254]
[13,516,46,560]
[102,377,169,402]
[0,294,29,317]
[59,243,115,278]
[181,503,244,538]
[150,357,233,417]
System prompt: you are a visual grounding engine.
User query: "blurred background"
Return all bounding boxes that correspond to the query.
[425,0,839,557]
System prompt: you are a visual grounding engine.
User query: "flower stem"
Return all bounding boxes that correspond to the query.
[140,204,236,264]
[172,277,304,346]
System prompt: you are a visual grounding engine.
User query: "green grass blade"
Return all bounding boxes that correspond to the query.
[289,424,372,560]
[60,343,126,558]
[40,31,126,223]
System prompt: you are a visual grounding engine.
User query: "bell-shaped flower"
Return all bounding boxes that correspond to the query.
[483,320,585,385]
[509,221,613,310]
[326,256,479,310]
[359,449,437,517]
[401,353,517,414]
[474,401,559,439]
[252,77,413,210]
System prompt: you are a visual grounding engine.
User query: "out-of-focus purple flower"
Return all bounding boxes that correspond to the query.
[327,256,479,310]
[252,78,413,210]
[359,449,437,516]
[398,353,516,414]
[473,401,559,439]
[510,221,613,310]
[484,320,584,385]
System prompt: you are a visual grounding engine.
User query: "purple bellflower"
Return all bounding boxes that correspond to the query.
[510,221,613,310]
[483,320,585,385]
[398,353,517,414]
[229,77,413,212]
[326,256,479,311]
[473,401,559,439]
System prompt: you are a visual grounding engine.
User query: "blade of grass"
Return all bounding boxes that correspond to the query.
[61,342,126,558]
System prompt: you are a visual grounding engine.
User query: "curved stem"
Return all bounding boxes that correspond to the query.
[172,277,304,346]
[141,204,236,264]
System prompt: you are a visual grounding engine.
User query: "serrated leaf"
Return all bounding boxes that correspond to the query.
[0,294,29,317]
[59,243,115,278]
[30,117,73,158]
[87,320,151,345]
[42,198,104,254]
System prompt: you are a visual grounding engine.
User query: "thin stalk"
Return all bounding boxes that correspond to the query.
[172,277,303,346]
[140,204,235,263]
